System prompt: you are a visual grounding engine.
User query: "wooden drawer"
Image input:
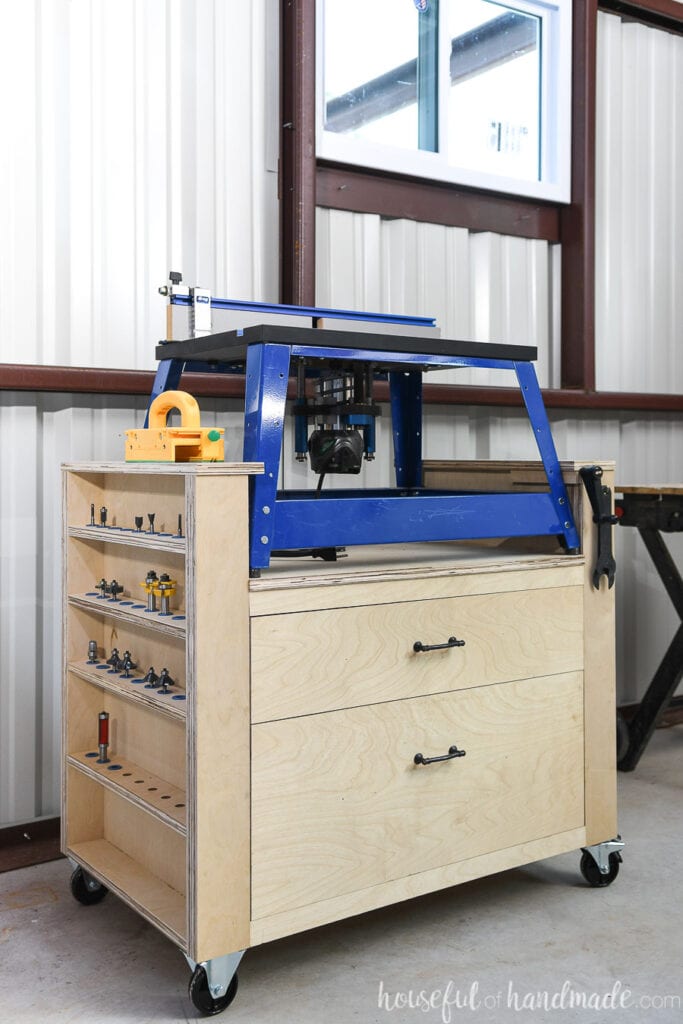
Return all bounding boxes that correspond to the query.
[251,585,583,722]
[251,672,584,920]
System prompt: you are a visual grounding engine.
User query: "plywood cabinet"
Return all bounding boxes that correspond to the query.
[62,460,617,987]
[62,463,257,959]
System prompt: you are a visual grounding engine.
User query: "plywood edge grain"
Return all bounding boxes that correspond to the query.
[188,474,251,962]
[617,484,683,495]
[423,459,616,477]
[249,827,587,946]
[68,840,186,949]
[62,461,263,476]
[250,561,584,616]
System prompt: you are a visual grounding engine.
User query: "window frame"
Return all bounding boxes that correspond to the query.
[316,0,573,203]
[280,0,683,409]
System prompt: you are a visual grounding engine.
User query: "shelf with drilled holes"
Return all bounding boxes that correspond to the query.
[68,593,187,637]
[68,751,187,832]
[68,661,187,721]
[69,525,185,555]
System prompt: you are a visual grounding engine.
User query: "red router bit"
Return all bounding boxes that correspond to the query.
[97,712,110,764]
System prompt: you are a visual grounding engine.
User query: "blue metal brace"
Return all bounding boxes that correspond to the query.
[242,344,291,570]
[515,360,580,551]
[389,371,423,489]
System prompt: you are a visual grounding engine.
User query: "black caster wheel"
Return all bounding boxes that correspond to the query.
[189,965,238,1016]
[616,712,631,765]
[580,850,621,888]
[70,866,108,905]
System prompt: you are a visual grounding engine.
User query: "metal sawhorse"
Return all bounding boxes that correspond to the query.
[616,486,683,770]
[148,322,579,575]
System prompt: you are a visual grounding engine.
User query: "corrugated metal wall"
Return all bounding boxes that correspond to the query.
[316,204,683,711]
[2,5,683,826]
[0,0,279,370]
[4,393,680,825]
[0,0,279,825]
[596,11,683,392]
[316,210,560,389]
[0,394,245,825]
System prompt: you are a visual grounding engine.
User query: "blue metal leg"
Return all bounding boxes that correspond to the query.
[243,343,292,571]
[514,361,580,551]
[144,359,185,427]
[389,371,423,488]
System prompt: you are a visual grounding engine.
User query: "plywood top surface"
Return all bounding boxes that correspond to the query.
[63,461,263,476]
[618,485,683,495]
[251,541,583,590]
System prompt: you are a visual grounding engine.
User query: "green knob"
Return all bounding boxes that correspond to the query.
[207,429,221,442]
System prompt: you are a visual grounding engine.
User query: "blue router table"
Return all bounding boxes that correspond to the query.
[150,323,579,574]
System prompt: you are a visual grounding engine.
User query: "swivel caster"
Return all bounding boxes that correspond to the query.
[69,865,108,905]
[189,965,238,1016]
[616,712,630,765]
[580,836,624,887]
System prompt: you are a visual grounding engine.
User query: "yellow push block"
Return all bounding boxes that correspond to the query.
[126,390,224,462]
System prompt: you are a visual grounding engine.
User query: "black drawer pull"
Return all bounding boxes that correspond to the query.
[414,745,466,766]
[413,636,465,653]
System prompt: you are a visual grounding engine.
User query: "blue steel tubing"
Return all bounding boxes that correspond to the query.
[289,345,516,370]
[169,293,435,328]
[243,343,292,569]
[389,371,423,489]
[514,360,580,551]
[271,493,568,550]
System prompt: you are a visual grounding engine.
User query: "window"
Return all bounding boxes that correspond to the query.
[317,0,572,202]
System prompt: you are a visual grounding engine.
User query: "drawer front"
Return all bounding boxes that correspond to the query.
[251,672,584,920]
[251,585,583,722]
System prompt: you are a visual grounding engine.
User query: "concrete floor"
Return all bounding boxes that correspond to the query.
[1,728,681,1024]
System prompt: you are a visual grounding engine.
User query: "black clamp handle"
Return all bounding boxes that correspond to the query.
[413,636,465,653]
[414,744,466,766]
[579,465,617,589]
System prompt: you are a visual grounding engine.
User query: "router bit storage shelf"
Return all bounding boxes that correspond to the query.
[62,463,259,955]
[68,661,188,720]
[68,525,186,554]
[62,459,618,1004]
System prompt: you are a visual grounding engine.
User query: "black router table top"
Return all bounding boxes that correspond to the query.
[155,324,537,365]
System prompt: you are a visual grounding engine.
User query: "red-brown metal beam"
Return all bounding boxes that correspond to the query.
[280,0,317,305]
[317,164,561,242]
[560,0,598,391]
[3,363,683,412]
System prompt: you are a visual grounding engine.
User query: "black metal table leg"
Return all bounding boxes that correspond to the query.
[618,525,683,771]
[619,622,683,771]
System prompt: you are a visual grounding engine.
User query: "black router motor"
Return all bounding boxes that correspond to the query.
[293,363,380,478]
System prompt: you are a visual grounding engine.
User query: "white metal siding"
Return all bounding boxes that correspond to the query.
[0,394,245,824]
[596,11,683,392]
[0,0,279,370]
[2,395,681,824]
[2,4,683,826]
[316,208,559,389]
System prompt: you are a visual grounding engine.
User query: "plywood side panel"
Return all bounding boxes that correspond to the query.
[188,475,251,961]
